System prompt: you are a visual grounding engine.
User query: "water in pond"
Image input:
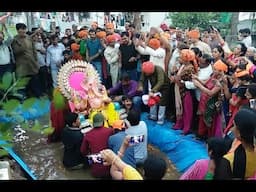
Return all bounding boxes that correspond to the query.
[12,114,181,180]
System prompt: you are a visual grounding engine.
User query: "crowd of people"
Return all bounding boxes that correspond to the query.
[1,12,256,180]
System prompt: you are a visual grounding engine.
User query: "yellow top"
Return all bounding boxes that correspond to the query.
[89,102,119,128]
[224,149,256,178]
[122,165,143,180]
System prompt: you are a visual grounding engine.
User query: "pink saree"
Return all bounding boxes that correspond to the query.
[180,159,209,180]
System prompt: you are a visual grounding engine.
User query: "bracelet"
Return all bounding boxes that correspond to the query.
[117,151,123,157]
[204,172,214,180]
[111,156,119,165]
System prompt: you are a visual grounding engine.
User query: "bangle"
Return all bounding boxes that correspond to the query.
[204,172,214,180]
[111,156,119,165]
[117,151,123,157]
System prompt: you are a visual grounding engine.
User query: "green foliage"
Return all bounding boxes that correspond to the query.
[1,99,20,113]
[0,72,51,151]
[53,90,66,110]
[31,120,41,133]
[0,122,13,133]
[20,121,30,130]
[13,77,30,90]
[0,149,9,158]
[0,72,12,91]
[169,12,231,37]
[0,131,13,145]
[41,126,54,135]
[0,72,31,103]
[22,98,37,110]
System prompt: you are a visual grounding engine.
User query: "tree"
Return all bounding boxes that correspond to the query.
[225,12,239,44]
[169,12,230,36]
[123,12,141,32]
[132,12,141,32]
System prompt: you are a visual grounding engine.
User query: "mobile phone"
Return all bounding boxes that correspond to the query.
[129,135,145,145]
[135,33,141,39]
[87,153,104,165]
[249,99,256,109]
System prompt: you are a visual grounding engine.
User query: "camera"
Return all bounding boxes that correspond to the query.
[129,135,145,145]
[87,153,104,165]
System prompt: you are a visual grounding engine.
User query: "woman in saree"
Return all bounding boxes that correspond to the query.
[170,49,197,134]
[192,59,227,139]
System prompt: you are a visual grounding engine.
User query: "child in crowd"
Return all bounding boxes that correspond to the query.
[61,112,85,170]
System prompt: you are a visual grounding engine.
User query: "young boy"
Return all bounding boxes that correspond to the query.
[61,112,85,170]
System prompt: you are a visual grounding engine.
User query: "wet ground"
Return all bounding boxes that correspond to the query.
[11,113,181,180]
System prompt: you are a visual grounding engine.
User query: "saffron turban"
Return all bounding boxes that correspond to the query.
[213,59,228,72]
[148,38,160,50]
[142,61,155,74]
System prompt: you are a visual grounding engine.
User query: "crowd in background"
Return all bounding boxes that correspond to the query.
[1,12,256,180]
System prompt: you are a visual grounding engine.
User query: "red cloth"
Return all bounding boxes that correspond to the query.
[148,95,160,107]
[48,102,68,143]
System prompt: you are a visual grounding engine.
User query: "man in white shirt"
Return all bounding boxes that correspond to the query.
[0,23,14,77]
[239,28,252,48]
[135,38,166,70]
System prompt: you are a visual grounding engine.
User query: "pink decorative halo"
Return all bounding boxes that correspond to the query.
[69,72,85,92]
[57,60,100,100]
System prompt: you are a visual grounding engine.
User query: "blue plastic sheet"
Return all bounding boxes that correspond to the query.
[141,112,209,173]
[0,98,50,123]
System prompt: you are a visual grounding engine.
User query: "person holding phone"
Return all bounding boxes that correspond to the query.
[125,109,148,166]
[245,83,256,110]
[80,112,113,178]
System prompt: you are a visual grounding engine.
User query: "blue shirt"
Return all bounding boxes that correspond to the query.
[87,38,103,62]
[108,131,136,168]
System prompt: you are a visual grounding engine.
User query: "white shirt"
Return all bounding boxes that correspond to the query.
[34,41,47,67]
[125,121,148,163]
[136,45,166,70]
[46,43,65,70]
[242,36,252,48]
[104,46,119,65]
[0,31,12,65]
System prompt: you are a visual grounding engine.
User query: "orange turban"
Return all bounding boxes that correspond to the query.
[142,61,155,74]
[180,49,196,62]
[235,70,249,78]
[71,43,80,51]
[106,22,114,29]
[148,38,160,50]
[112,120,125,130]
[213,59,228,72]
[187,29,200,39]
[96,31,106,39]
[106,34,116,44]
[78,30,88,38]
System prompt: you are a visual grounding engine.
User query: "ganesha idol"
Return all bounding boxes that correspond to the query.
[57,60,119,127]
